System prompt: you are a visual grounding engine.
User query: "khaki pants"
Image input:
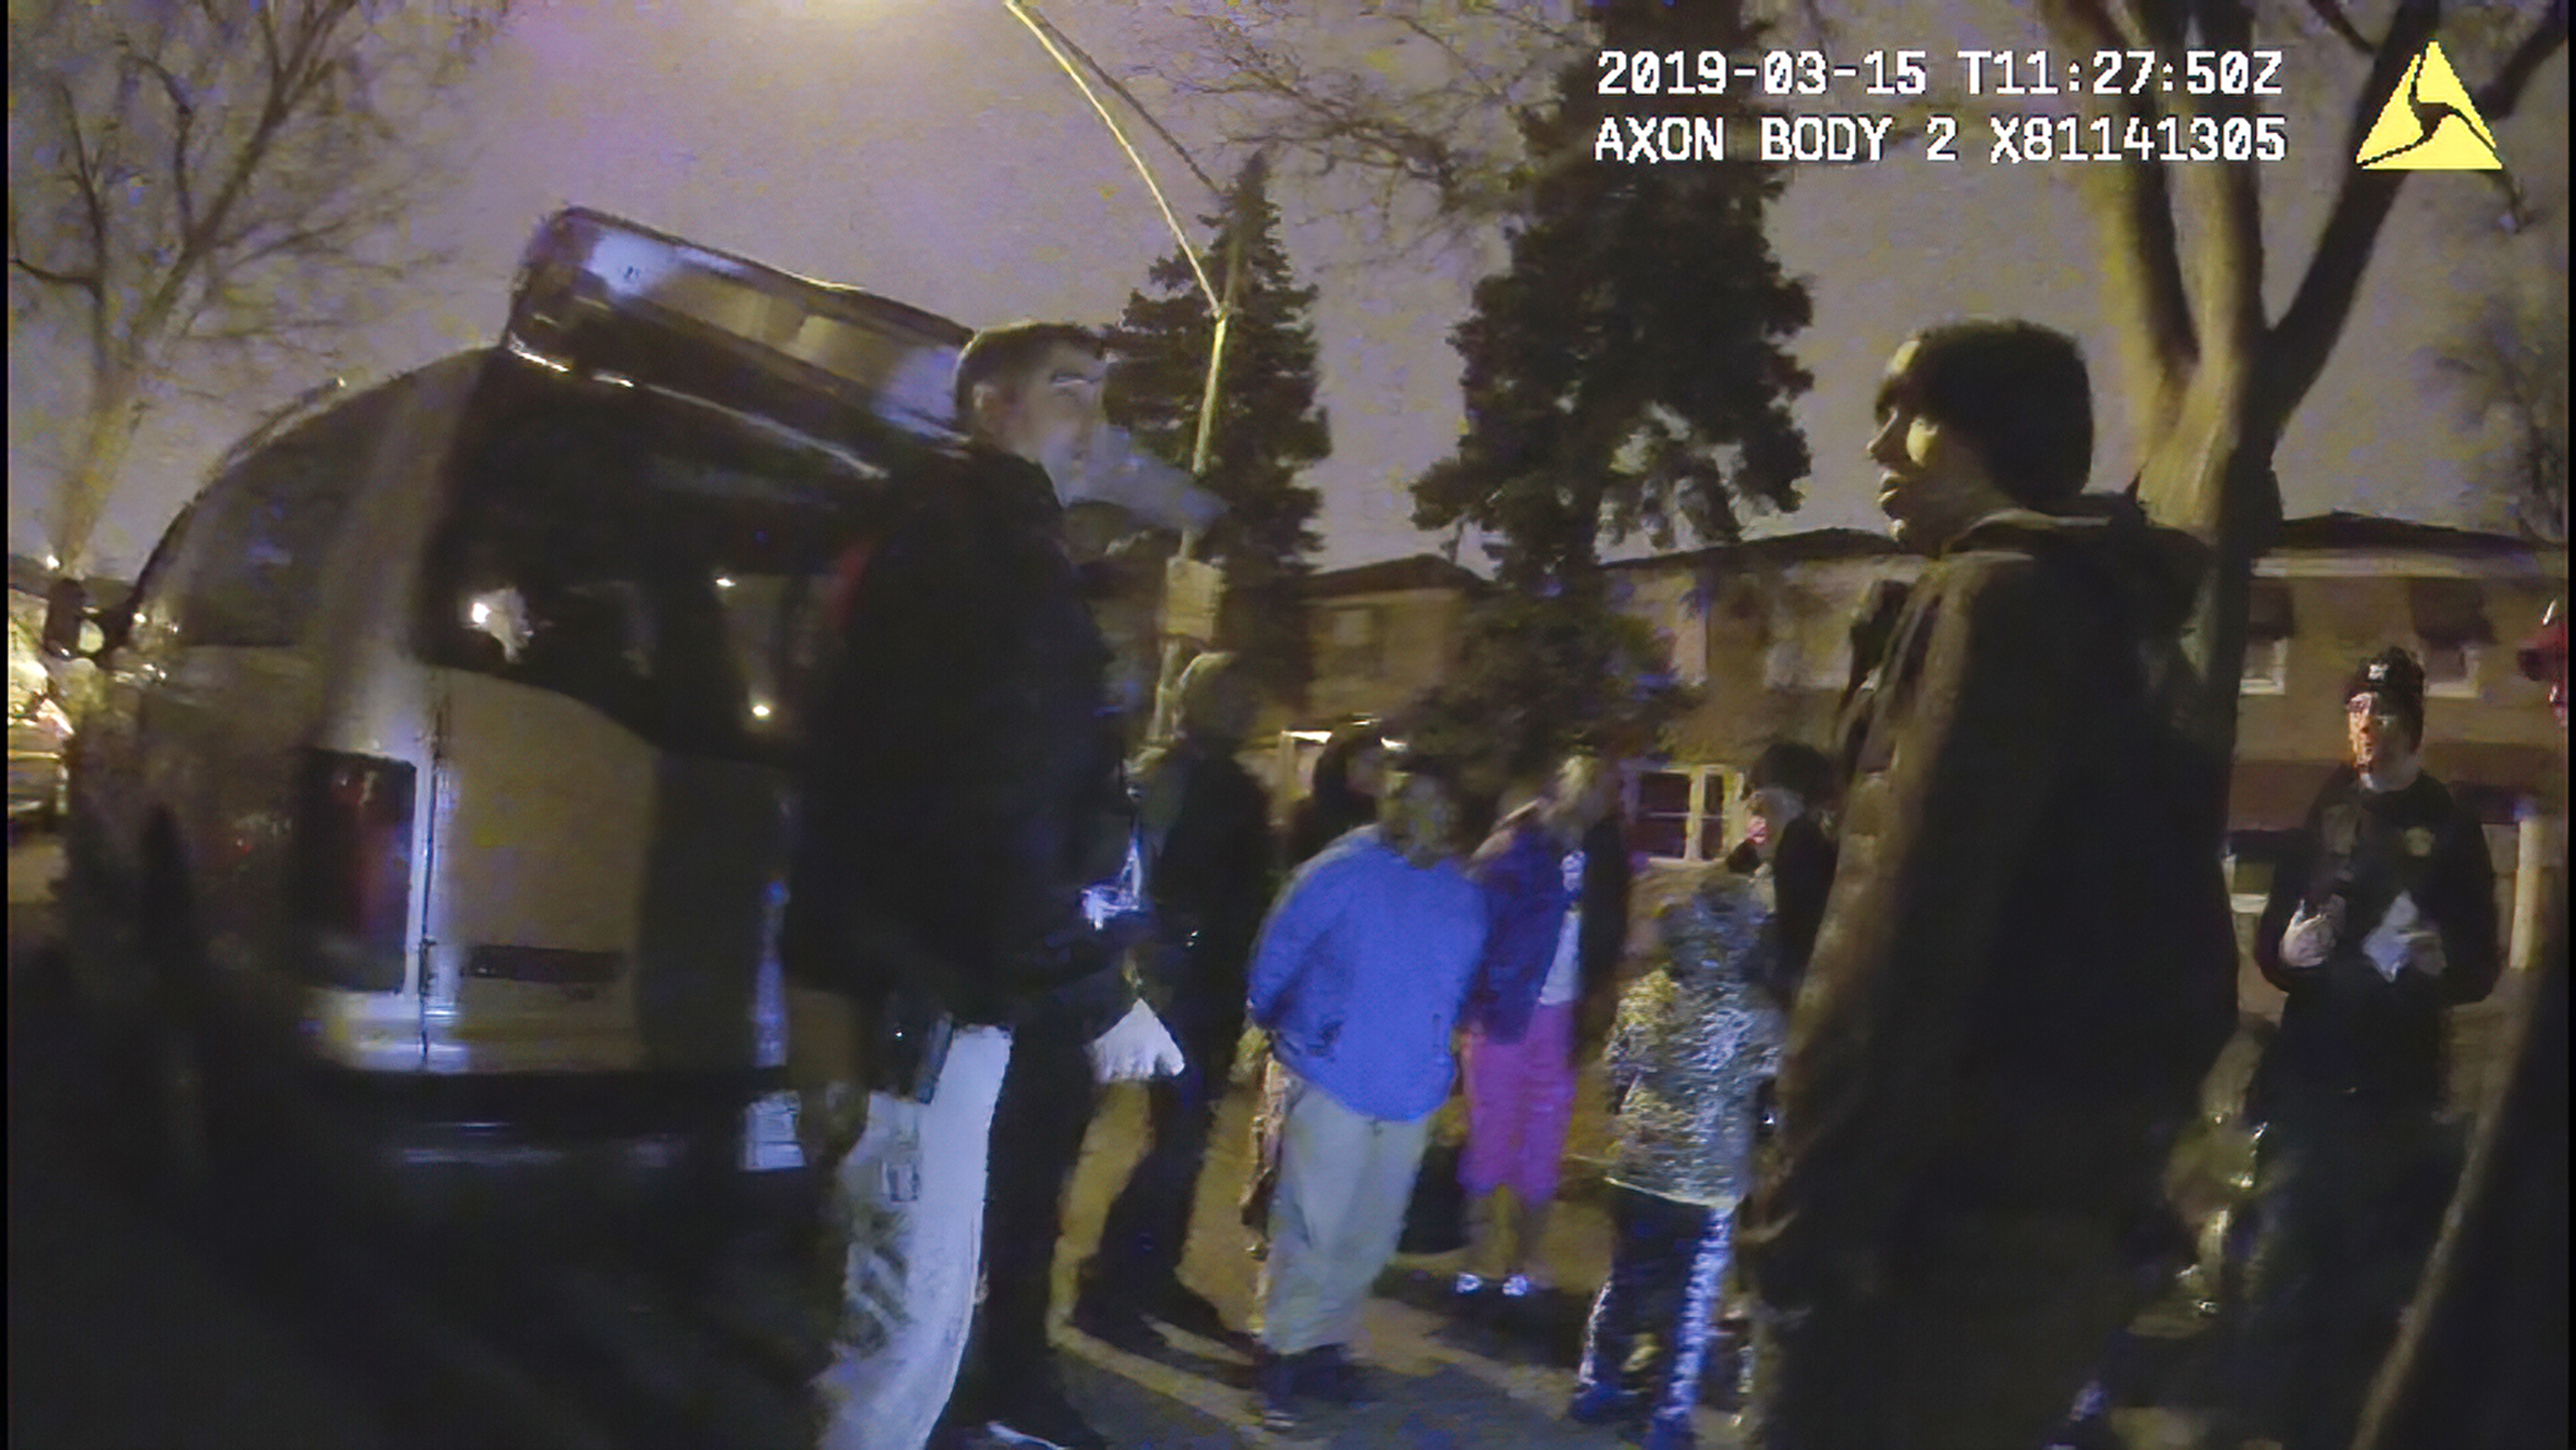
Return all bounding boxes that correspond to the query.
[1256,1070,1435,1356]
[800,1015,1013,1450]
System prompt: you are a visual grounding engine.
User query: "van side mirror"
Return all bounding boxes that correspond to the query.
[40,577,89,658]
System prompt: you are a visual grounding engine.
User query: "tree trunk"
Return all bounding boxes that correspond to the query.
[51,364,147,577]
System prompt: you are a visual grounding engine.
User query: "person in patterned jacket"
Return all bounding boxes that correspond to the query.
[1569,868,1786,1450]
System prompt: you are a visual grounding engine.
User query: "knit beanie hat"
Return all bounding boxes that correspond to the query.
[2344,646,2427,749]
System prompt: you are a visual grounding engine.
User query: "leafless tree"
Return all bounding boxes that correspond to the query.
[1159,0,2566,834]
[2429,282,2568,544]
[6,0,513,576]
[1157,1,1926,258]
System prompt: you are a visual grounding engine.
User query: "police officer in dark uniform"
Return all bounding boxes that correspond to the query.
[2225,646,2503,1450]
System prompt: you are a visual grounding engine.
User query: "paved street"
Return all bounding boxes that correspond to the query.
[5,830,1705,1449]
[24,826,2527,1449]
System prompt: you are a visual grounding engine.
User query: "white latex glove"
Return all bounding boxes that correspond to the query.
[2279,901,2341,969]
[1087,1000,1186,1083]
[2362,892,2444,983]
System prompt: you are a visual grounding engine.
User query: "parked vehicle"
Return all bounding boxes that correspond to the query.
[9,601,76,829]
[49,209,971,1238]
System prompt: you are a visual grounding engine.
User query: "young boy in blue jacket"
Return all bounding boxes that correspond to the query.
[1244,748,1490,1434]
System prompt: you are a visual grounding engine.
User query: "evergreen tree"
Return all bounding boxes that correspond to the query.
[1103,153,1331,708]
[1409,0,1814,787]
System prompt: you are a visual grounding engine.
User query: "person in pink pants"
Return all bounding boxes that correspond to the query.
[1455,752,1630,1299]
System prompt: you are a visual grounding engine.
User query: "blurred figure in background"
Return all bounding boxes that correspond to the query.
[1074,652,1274,1352]
[1284,720,1388,867]
[1453,751,1629,1302]
[2223,646,2501,1450]
[1725,741,1841,1011]
[1571,868,1785,1450]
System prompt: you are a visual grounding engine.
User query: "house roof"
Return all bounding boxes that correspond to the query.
[1595,513,2555,578]
[1305,554,1485,599]
[2272,511,2550,556]
[1605,528,1905,575]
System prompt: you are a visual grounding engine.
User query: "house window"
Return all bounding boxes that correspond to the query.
[2408,577,2493,700]
[1320,604,1387,681]
[2242,578,2294,695]
[2242,637,2291,695]
[1630,764,1740,863]
[2420,640,2481,698]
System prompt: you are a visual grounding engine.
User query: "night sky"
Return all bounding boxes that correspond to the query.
[6,0,2566,576]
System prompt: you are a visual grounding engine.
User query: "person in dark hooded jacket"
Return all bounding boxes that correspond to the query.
[1739,320,2238,1450]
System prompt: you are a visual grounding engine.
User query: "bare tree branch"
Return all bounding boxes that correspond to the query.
[7,254,103,291]
[8,0,512,571]
[126,48,200,242]
[2301,0,2377,53]
[2264,0,2563,429]
[2044,0,2197,407]
[2474,0,2571,119]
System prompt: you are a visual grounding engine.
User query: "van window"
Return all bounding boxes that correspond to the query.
[415,391,891,765]
[177,391,393,648]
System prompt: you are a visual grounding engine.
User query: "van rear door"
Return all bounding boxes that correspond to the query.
[413,372,876,1088]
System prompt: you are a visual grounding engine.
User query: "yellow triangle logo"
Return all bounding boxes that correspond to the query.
[2356,39,2504,170]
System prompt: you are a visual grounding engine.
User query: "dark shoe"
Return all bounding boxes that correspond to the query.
[1568,1382,1646,1426]
[982,1378,1108,1450]
[1255,1352,1304,1434]
[1637,1412,1697,1450]
[2039,1421,2122,1450]
[1147,1281,1235,1342]
[1069,1287,1162,1355]
[1297,1344,1378,1406]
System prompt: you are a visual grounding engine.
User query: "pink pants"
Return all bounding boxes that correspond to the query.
[1461,1000,1580,1203]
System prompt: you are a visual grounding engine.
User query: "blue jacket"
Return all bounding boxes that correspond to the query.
[1463,808,1631,1048]
[1247,828,1489,1124]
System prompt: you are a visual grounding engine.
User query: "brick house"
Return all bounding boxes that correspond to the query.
[1599,515,2565,866]
[1253,553,1485,801]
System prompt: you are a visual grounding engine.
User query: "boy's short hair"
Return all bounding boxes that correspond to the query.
[951,321,1105,423]
[1384,742,1467,797]
[1748,740,1836,807]
[1882,320,2093,511]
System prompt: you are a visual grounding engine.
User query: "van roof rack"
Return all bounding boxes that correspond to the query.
[500,207,974,447]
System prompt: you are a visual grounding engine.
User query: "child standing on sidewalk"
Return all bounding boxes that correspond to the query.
[1570,868,1784,1450]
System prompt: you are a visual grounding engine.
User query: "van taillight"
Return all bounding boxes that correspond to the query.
[293,749,417,992]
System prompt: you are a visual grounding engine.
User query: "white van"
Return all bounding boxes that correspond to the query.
[55,210,970,1233]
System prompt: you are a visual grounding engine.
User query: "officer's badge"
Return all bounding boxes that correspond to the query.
[2323,805,2361,857]
[2404,828,2436,858]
